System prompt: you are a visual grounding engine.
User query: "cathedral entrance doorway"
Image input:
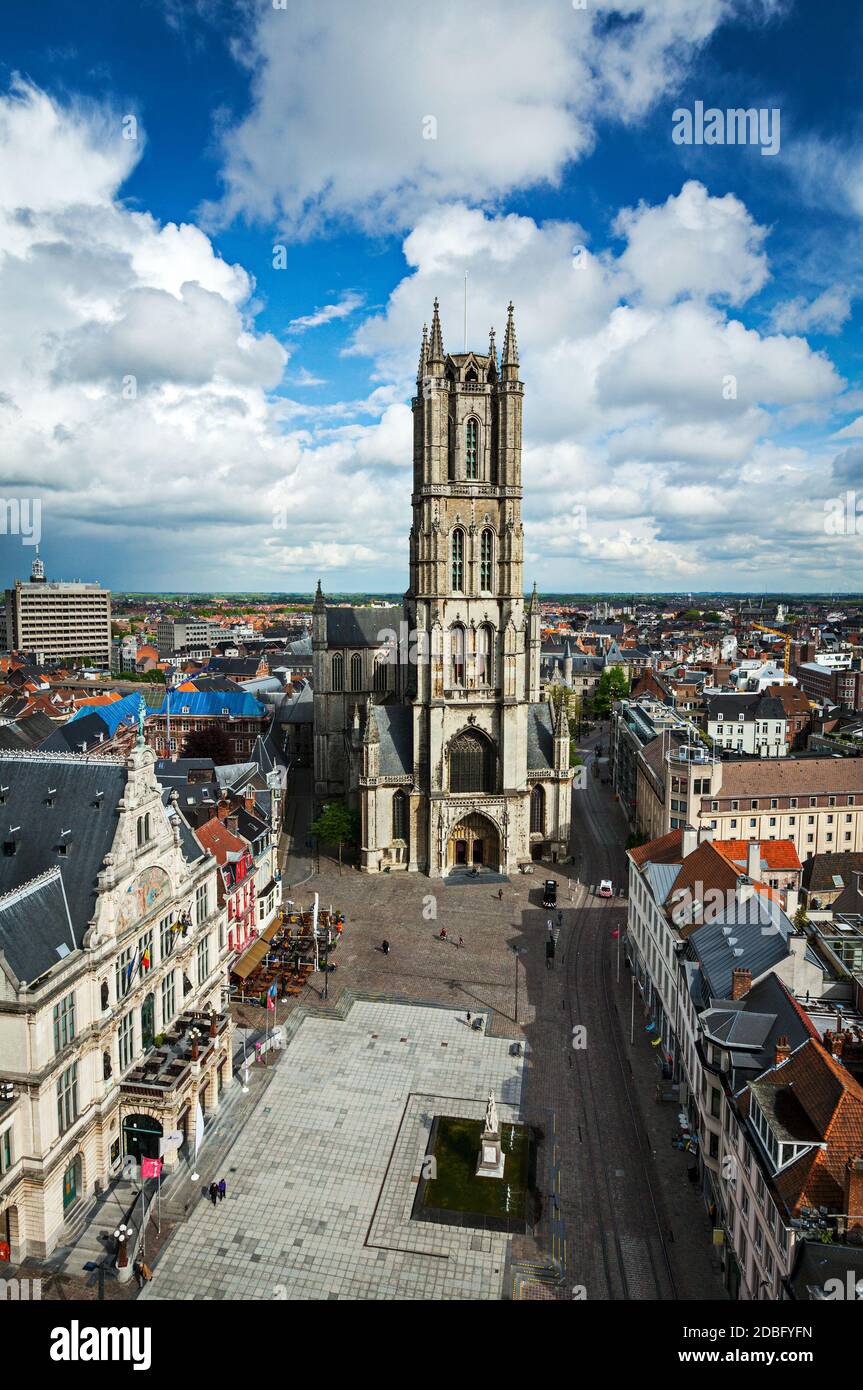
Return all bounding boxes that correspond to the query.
[447,813,499,871]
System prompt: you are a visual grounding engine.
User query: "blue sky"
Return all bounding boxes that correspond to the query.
[1,0,862,593]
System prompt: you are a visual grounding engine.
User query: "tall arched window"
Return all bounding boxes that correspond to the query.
[350,653,363,691]
[450,625,465,686]
[449,730,495,794]
[331,653,344,692]
[466,419,478,479]
[392,790,408,843]
[480,529,493,591]
[448,414,455,481]
[451,529,464,591]
[476,624,493,686]
[530,784,546,835]
[374,655,388,693]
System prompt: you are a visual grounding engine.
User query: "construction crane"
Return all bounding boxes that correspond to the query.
[752,623,792,677]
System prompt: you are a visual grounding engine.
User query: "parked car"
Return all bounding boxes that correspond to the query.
[598,879,613,898]
[542,879,558,908]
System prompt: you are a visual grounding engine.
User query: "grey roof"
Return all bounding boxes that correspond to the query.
[162,791,207,862]
[527,703,555,771]
[0,755,129,978]
[708,693,787,722]
[373,704,413,776]
[644,861,681,906]
[0,712,57,751]
[0,869,77,986]
[39,711,115,753]
[280,683,314,725]
[688,897,794,1000]
[287,635,312,658]
[326,606,403,649]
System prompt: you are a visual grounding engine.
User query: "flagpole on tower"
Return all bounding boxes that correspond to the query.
[464,271,468,352]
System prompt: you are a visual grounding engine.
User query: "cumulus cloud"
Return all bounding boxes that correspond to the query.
[768,286,853,336]
[208,0,777,236]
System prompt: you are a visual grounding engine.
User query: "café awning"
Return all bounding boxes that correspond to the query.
[231,919,282,981]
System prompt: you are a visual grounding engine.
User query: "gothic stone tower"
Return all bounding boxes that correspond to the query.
[401,300,569,876]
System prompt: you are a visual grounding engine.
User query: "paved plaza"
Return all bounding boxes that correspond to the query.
[144,1001,527,1301]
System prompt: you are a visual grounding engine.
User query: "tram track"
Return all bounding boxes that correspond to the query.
[557,738,678,1300]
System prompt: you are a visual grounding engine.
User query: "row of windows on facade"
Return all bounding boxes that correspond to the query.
[55,935,214,1139]
[331,623,497,693]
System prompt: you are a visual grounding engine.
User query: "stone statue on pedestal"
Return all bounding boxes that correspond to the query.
[476,1089,505,1180]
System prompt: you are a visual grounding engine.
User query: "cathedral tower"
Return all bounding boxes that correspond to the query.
[405,300,546,876]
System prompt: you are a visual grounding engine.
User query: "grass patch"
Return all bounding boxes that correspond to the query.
[421,1116,530,1221]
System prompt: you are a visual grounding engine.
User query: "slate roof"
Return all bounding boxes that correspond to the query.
[0,869,78,986]
[701,973,815,1090]
[325,606,403,649]
[39,711,115,754]
[708,693,786,722]
[372,704,413,776]
[802,851,863,893]
[0,711,57,750]
[0,755,128,980]
[688,896,795,1000]
[527,702,555,771]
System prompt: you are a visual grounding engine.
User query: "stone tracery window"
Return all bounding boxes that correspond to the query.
[450,624,465,686]
[350,653,363,691]
[451,529,464,592]
[480,529,493,591]
[392,790,408,843]
[449,729,495,794]
[466,419,478,479]
[476,624,493,685]
[530,784,546,835]
[332,652,344,692]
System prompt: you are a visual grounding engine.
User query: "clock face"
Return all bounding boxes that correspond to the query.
[118,865,171,931]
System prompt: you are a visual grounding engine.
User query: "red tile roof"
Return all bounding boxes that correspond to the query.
[712,839,802,873]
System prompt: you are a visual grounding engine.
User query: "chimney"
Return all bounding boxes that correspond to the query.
[774,1035,791,1066]
[747,840,761,882]
[682,825,698,858]
[731,967,752,1000]
[227,814,239,837]
[785,886,799,919]
[245,790,256,815]
[845,1157,863,1231]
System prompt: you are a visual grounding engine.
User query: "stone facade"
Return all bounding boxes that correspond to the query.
[0,743,232,1261]
[313,302,574,877]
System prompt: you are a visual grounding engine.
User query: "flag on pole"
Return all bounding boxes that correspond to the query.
[141,948,151,972]
[610,929,620,939]
[141,1157,162,1179]
[267,981,277,1011]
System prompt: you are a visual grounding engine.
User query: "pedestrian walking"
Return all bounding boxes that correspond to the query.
[382,939,390,955]
[457,935,464,949]
[439,927,448,941]
[557,910,563,927]
[466,1011,471,1025]
[497,888,503,901]
[218,1177,227,1201]
[133,1260,144,1290]
[209,1182,218,1206]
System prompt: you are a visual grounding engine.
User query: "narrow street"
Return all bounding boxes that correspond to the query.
[511,726,725,1299]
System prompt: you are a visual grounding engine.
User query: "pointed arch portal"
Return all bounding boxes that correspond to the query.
[448,813,500,871]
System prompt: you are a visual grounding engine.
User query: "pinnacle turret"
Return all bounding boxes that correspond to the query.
[428,297,445,367]
[417,323,429,383]
[501,301,519,381]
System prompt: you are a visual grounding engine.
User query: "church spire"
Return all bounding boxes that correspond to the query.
[417,322,429,383]
[501,301,519,381]
[529,581,539,615]
[428,297,445,369]
[487,326,497,374]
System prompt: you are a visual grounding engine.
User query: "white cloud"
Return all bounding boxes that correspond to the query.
[288,292,364,332]
[768,286,853,336]
[209,0,773,236]
[613,181,769,307]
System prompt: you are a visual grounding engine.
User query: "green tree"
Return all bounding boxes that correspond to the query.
[310,800,360,870]
[591,666,630,718]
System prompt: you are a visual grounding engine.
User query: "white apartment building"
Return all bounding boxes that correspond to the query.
[706,693,789,758]
[5,575,112,670]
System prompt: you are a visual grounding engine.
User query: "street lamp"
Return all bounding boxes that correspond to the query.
[113,1222,131,1268]
[188,1027,202,1062]
[510,944,525,1025]
[0,1082,16,1103]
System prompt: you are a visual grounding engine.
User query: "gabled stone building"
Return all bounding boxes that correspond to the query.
[312,302,574,876]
